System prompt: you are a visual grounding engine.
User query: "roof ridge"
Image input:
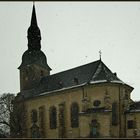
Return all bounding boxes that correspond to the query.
[87,60,102,83]
[90,60,123,82]
[102,61,123,82]
[50,59,101,77]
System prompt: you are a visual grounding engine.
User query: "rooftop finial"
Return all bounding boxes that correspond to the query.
[99,50,102,60]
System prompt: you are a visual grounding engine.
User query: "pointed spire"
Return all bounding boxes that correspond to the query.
[31,2,38,26]
[27,3,41,51]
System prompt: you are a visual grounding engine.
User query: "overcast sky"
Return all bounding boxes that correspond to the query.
[0,2,140,101]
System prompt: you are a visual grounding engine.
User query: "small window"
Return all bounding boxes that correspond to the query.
[127,120,136,129]
[58,81,63,88]
[93,100,101,107]
[74,77,79,85]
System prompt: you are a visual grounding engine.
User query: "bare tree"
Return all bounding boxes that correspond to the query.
[0,93,15,137]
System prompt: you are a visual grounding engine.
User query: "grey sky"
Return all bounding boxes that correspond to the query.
[0,2,140,101]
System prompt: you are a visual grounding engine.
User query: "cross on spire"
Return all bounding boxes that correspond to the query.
[99,50,102,60]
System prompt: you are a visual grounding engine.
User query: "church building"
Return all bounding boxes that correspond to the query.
[11,4,140,138]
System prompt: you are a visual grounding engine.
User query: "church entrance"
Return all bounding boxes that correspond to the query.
[31,123,40,138]
[89,119,99,138]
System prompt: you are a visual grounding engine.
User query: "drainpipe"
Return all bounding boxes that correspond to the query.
[124,111,127,137]
[119,85,121,137]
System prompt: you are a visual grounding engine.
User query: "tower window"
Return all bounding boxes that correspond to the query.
[41,70,44,77]
[26,69,28,75]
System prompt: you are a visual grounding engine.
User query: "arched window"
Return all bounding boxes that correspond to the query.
[49,106,57,129]
[71,102,79,128]
[112,102,118,125]
[39,106,45,137]
[31,109,38,123]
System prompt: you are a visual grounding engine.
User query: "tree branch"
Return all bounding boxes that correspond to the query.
[0,121,10,127]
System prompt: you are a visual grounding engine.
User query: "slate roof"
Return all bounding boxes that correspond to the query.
[19,59,130,99]
[39,59,123,92]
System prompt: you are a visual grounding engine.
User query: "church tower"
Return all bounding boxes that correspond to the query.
[18,4,51,91]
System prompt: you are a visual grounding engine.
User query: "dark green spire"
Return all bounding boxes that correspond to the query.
[18,3,52,71]
[27,4,41,51]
